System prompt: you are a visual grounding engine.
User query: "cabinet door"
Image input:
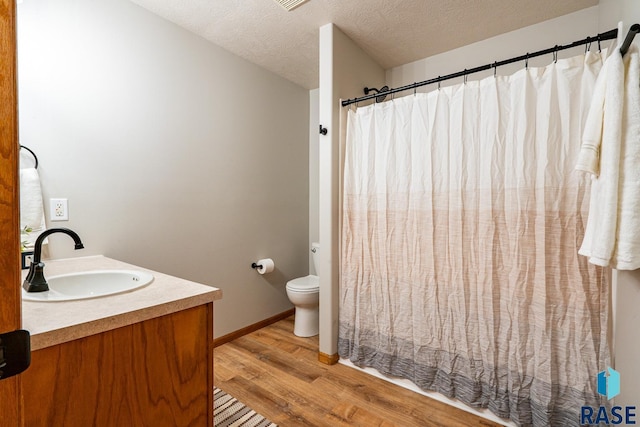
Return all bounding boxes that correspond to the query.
[23,304,213,427]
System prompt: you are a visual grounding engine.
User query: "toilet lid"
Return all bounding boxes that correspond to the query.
[286,275,319,293]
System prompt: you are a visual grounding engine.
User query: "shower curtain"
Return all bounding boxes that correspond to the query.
[340,52,611,426]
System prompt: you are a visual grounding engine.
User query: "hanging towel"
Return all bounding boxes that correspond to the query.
[615,46,640,269]
[19,167,46,250]
[576,31,640,269]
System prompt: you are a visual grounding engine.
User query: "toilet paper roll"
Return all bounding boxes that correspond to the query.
[256,258,275,275]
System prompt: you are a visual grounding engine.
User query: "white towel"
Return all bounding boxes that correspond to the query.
[576,35,640,269]
[19,168,46,250]
[614,46,640,269]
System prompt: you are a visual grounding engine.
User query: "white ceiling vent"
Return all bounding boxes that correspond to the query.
[272,0,310,11]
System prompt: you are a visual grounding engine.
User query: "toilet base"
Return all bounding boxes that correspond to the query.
[293,306,319,337]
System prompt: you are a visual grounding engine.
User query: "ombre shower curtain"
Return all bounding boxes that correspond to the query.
[340,52,611,426]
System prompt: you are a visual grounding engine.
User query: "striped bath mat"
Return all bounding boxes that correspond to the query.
[214,387,278,427]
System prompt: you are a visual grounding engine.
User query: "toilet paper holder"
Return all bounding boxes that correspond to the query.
[251,258,275,274]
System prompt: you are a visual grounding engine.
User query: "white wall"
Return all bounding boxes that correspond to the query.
[387,7,600,88]
[17,0,309,338]
[598,0,640,408]
[309,88,319,274]
[318,23,385,357]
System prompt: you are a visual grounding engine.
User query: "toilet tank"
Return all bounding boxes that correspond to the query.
[311,242,320,275]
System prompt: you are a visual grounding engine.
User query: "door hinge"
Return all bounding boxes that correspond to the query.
[0,330,30,380]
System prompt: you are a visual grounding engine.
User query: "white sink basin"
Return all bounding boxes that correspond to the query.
[22,270,154,302]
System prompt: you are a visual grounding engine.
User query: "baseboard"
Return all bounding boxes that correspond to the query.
[318,351,339,365]
[213,308,295,348]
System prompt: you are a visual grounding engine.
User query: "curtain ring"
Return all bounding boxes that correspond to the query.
[585,36,591,54]
[463,70,468,85]
[413,84,417,96]
[553,45,558,63]
[437,77,441,91]
[525,53,529,69]
[493,61,498,78]
[597,35,602,52]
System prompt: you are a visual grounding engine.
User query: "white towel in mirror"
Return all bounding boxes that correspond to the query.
[20,168,46,250]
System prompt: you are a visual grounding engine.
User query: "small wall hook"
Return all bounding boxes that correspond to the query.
[319,125,327,135]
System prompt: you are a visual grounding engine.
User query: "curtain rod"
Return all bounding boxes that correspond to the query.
[342,24,640,107]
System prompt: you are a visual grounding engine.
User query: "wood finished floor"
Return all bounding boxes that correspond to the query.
[213,316,502,427]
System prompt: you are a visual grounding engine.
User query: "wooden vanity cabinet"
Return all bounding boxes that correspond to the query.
[22,303,213,427]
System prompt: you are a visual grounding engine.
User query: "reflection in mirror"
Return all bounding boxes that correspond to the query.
[19,145,45,268]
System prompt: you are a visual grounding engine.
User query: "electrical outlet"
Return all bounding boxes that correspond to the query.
[50,198,69,221]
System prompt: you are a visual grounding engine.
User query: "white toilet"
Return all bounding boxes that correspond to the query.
[286,242,320,337]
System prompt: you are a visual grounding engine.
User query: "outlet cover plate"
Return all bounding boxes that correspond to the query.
[50,198,69,221]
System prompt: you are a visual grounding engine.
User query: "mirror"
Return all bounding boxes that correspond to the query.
[19,145,44,268]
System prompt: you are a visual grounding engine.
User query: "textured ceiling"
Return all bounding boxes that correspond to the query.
[129,0,598,89]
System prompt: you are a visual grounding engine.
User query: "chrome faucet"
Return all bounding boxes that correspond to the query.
[23,228,84,293]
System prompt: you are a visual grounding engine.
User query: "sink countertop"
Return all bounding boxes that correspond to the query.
[22,255,222,351]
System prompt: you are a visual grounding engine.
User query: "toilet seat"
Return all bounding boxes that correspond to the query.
[286,275,319,293]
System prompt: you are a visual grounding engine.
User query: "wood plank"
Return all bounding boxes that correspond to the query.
[215,334,351,426]
[314,365,491,427]
[23,305,212,427]
[0,0,23,425]
[252,318,320,354]
[214,315,503,427]
[223,374,335,427]
[228,336,327,383]
[329,402,397,427]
